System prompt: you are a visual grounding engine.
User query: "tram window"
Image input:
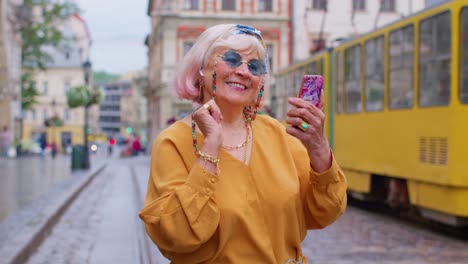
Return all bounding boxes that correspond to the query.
[294,68,304,95]
[344,45,362,113]
[389,25,414,109]
[307,62,317,75]
[419,12,451,107]
[460,8,468,104]
[320,58,324,76]
[365,36,385,111]
[335,51,343,114]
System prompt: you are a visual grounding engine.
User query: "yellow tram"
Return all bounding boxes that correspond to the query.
[275,0,468,227]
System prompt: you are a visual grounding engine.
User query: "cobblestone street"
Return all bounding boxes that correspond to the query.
[302,206,468,263]
[19,156,468,263]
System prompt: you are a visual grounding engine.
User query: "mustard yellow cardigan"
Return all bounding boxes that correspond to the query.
[139,115,347,264]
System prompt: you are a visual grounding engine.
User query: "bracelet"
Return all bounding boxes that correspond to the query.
[196,150,220,173]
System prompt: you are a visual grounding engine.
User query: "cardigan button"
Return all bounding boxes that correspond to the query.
[210,177,217,183]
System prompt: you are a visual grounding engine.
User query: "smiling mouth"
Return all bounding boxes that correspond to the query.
[227,82,247,90]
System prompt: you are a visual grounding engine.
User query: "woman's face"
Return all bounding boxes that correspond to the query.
[203,48,264,108]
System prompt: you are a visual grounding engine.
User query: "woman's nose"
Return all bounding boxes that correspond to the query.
[235,62,251,76]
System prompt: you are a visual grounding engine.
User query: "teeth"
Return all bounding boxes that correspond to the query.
[228,82,246,89]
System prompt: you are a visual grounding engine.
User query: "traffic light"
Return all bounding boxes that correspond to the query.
[109,138,115,145]
[126,126,133,134]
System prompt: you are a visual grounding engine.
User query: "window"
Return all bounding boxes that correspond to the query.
[64,81,71,93]
[222,0,236,11]
[335,51,343,113]
[460,8,468,103]
[42,81,48,95]
[184,0,198,10]
[259,0,273,12]
[364,36,384,111]
[306,59,323,76]
[419,12,451,107]
[344,45,362,113]
[31,110,36,121]
[381,0,395,12]
[312,0,327,11]
[43,108,48,121]
[307,61,318,75]
[353,0,366,11]
[294,67,305,96]
[183,41,194,56]
[389,25,414,109]
[266,44,274,72]
[64,109,70,121]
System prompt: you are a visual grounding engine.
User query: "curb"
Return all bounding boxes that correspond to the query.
[0,163,107,264]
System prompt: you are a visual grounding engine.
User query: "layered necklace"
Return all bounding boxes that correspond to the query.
[222,119,251,163]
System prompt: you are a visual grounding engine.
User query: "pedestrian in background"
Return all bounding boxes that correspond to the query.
[0,126,13,158]
[139,24,347,263]
[39,133,47,157]
[132,134,141,156]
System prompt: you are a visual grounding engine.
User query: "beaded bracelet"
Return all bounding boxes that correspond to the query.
[192,110,221,174]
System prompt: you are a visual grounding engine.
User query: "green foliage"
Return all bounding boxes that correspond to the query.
[67,85,90,108]
[67,85,103,109]
[93,71,120,86]
[44,115,63,127]
[20,70,40,109]
[21,0,80,110]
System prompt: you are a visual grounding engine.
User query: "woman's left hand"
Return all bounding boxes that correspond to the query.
[286,96,331,173]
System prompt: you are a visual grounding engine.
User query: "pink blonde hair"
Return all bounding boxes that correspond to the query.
[173,24,268,102]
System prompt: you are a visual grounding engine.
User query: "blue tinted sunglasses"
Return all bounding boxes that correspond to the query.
[217,50,266,76]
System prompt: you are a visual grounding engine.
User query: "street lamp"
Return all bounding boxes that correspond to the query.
[51,98,57,158]
[82,60,92,169]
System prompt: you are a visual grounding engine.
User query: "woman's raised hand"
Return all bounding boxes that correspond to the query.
[285,95,331,173]
[193,99,224,147]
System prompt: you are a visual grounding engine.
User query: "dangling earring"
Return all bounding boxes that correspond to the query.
[197,79,204,103]
[249,78,265,121]
[211,60,217,98]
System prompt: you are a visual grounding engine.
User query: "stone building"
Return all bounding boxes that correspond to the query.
[21,13,93,152]
[99,70,148,144]
[293,0,426,62]
[145,0,292,143]
[0,0,23,143]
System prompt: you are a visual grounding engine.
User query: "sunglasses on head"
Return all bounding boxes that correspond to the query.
[216,50,266,76]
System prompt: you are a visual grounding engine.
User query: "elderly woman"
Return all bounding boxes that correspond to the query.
[139,24,347,264]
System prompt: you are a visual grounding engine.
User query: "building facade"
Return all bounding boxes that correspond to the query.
[146,0,292,143]
[22,13,93,152]
[293,0,426,62]
[0,0,23,144]
[99,72,148,144]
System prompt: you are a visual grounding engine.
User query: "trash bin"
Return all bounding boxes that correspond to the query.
[71,145,84,170]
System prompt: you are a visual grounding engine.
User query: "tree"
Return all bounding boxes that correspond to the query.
[66,85,103,109]
[20,0,79,110]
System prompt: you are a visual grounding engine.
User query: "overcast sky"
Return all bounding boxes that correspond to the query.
[76,0,150,74]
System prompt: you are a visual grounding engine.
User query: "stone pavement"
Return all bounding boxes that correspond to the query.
[4,154,468,264]
[0,153,107,264]
[301,205,468,263]
[23,155,168,264]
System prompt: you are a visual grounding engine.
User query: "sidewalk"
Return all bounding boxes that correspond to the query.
[0,154,107,264]
[10,155,169,264]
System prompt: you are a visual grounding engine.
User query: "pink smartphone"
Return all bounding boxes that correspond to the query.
[298,75,323,107]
